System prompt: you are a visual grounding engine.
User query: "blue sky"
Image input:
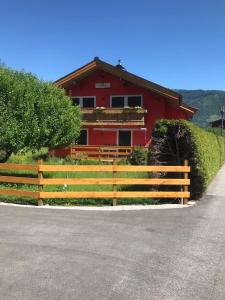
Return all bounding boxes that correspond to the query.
[1,0,225,90]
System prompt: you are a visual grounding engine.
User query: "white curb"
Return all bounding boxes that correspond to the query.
[0,201,196,211]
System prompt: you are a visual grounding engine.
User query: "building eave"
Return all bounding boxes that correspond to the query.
[179,102,198,116]
[55,59,181,105]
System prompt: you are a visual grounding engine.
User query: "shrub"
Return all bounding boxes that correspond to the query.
[206,127,225,137]
[128,147,148,165]
[150,120,225,199]
[9,148,49,164]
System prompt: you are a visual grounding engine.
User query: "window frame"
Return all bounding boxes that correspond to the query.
[75,129,88,145]
[110,95,143,108]
[71,96,96,108]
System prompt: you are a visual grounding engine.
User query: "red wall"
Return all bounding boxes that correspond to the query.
[53,70,188,156]
[88,127,117,145]
[165,105,187,119]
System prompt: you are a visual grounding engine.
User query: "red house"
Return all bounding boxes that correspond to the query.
[53,58,196,156]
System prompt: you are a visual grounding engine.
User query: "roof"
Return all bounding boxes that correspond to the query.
[55,58,197,116]
[180,102,198,116]
[211,119,223,127]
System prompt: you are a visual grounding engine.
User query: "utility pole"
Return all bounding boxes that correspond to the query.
[220,106,225,136]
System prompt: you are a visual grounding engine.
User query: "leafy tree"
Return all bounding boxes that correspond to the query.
[0,65,81,162]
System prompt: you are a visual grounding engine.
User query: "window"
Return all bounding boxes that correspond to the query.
[111,95,142,107]
[111,97,124,107]
[76,129,88,145]
[72,96,96,108]
[82,97,95,108]
[72,98,80,106]
[118,130,132,146]
[128,96,142,107]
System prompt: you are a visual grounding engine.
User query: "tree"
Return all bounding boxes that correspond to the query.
[149,120,190,166]
[0,65,81,162]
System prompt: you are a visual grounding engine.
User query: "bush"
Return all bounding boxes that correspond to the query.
[128,147,148,165]
[150,120,225,199]
[9,148,49,164]
[0,65,81,162]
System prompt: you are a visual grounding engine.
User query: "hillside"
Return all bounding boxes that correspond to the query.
[176,89,225,127]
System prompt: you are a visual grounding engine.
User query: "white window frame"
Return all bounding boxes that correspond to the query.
[71,96,96,108]
[110,95,143,108]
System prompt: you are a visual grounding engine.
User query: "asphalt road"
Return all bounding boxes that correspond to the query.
[1,167,225,299]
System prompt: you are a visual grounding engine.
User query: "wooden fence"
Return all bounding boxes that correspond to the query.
[70,145,136,161]
[0,160,190,206]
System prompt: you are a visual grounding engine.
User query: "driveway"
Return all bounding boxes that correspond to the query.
[0,165,225,300]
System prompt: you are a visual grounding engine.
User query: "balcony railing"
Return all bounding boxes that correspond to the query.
[81,107,147,125]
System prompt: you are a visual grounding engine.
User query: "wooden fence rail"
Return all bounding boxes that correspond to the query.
[0,160,190,206]
[70,145,138,161]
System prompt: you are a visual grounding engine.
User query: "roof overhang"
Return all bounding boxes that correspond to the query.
[179,102,198,118]
[55,59,181,105]
[55,59,197,116]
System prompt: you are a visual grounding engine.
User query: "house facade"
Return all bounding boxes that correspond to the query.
[53,58,196,156]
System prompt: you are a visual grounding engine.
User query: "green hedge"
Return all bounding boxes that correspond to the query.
[150,120,225,199]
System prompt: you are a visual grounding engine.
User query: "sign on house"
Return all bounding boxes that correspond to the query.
[95,83,111,88]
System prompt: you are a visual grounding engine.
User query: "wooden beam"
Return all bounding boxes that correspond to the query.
[0,189,39,198]
[0,176,39,185]
[40,178,190,185]
[0,163,38,171]
[71,151,129,156]
[39,191,190,199]
[71,145,134,150]
[38,160,44,206]
[183,160,189,205]
[82,122,145,126]
[39,165,191,172]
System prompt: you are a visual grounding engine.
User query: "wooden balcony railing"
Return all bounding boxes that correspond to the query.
[81,107,147,125]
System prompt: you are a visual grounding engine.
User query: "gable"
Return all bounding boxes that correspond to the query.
[55,58,197,116]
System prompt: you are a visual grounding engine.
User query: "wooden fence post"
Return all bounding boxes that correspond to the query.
[98,146,101,162]
[183,160,189,205]
[37,159,44,206]
[70,146,72,160]
[112,159,117,206]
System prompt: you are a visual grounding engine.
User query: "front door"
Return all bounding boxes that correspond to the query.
[118,130,131,146]
[77,129,88,145]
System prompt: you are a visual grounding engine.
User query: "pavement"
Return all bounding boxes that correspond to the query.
[0,165,225,300]
[207,164,225,197]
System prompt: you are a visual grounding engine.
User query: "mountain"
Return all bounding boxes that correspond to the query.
[176,90,225,127]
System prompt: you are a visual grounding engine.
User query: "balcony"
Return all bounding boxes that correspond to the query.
[81,107,147,126]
